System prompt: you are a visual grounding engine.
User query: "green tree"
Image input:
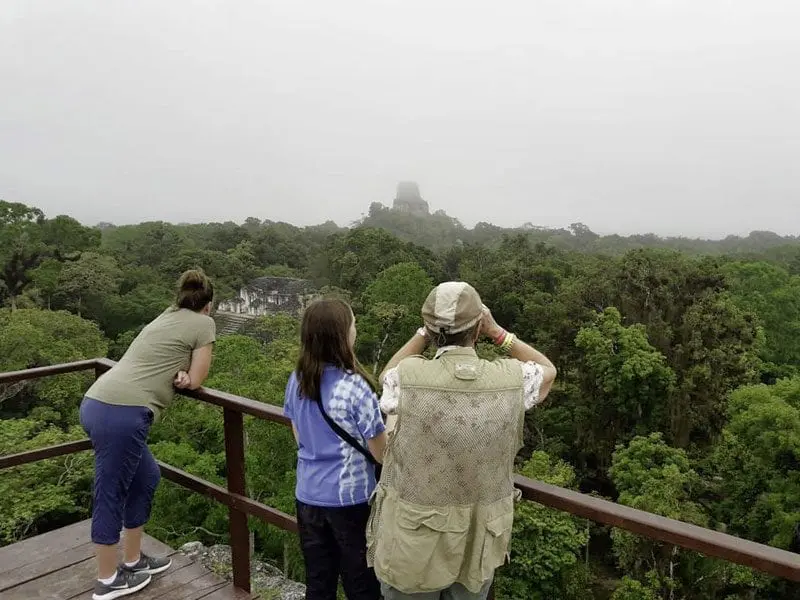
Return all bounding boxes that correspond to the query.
[496,452,590,600]
[146,440,228,547]
[40,215,101,258]
[320,227,443,293]
[0,418,93,544]
[609,434,758,598]
[227,240,261,283]
[101,221,187,270]
[244,313,301,348]
[250,221,317,270]
[671,292,762,447]
[357,262,433,371]
[1,205,101,310]
[100,283,171,339]
[56,252,122,318]
[29,258,63,309]
[359,203,467,250]
[457,235,603,371]
[108,327,142,360]
[610,577,659,600]
[611,250,762,447]
[0,308,108,425]
[610,434,705,597]
[0,201,46,309]
[723,261,800,378]
[162,247,244,300]
[574,307,676,474]
[711,378,800,550]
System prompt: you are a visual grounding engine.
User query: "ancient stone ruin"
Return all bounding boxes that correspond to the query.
[214,276,317,335]
[392,181,430,216]
[180,541,305,600]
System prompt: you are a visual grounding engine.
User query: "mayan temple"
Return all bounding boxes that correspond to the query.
[392,181,430,216]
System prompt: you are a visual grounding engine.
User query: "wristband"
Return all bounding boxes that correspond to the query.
[416,327,429,340]
[500,332,516,354]
[493,329,507,346]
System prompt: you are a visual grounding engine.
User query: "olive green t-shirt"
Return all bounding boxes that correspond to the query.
[86,307,216,420]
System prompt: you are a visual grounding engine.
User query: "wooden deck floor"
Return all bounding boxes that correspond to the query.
[0,520,257,600]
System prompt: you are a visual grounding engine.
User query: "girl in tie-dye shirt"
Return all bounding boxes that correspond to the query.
[283,298,386,600]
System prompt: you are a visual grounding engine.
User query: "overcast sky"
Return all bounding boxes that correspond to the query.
[1,1,799,238]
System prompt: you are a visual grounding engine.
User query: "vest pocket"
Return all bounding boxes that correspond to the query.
[480,511,514,580]
[365,486,384,553]
[388,499,471,591]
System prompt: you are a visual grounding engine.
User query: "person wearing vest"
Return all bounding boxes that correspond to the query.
[366,282,557,600]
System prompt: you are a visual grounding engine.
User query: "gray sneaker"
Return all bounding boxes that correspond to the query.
[123,552,172,576]
[92,569,152,600]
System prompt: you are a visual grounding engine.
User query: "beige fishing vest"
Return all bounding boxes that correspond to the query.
[367,347,525,594]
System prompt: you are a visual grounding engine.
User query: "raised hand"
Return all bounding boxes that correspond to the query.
[480,304,503,340]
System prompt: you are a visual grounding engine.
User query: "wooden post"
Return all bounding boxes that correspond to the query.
[224,409,251,593]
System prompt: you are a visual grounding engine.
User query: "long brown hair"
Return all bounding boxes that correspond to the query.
[296,298,375,401]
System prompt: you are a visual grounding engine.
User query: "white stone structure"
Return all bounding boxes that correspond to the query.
[217,277,316,317]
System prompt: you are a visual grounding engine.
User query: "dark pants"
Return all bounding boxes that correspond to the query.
[80,397,161,545]
[296,500,381,600]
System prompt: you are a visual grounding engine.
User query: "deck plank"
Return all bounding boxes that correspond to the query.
[198,582,256,599]
[165,573,232,600]
[0,521,257,600]
[5,556,96,600]
[0,519,89,574]
[137,529,177,558]
[29,552,190,600]
[136,562,225,599]
[0,540,94,593]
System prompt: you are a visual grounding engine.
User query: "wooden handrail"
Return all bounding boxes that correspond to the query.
[0,359,99,384]
[0,439,93,470]
[94,358,290,425]
[158,462,298,533]
[0,440,298,525]
[1,359,799,589]
[515,475,800,582]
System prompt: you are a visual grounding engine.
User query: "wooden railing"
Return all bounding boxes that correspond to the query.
[1,358,799,595]
[0,358,294,593]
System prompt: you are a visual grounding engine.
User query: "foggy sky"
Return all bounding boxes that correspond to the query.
[1,1,799,238]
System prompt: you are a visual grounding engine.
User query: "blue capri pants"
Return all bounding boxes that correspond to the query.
[79,397,161,545]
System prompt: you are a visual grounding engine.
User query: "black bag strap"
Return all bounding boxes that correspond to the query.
[315,399,378,465]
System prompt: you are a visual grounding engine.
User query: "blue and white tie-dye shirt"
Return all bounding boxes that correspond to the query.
[284,366,385,507]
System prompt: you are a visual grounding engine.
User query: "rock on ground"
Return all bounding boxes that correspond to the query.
[179,541,306,600]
